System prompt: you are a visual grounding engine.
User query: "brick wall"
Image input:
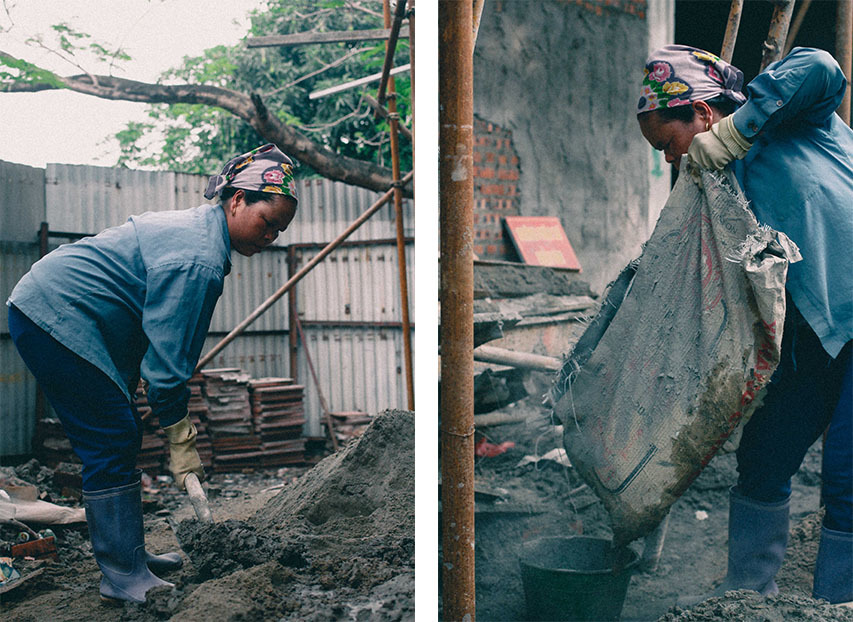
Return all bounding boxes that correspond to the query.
[473,116,521,261]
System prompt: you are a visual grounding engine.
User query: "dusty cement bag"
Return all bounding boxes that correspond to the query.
[550,164,800,546]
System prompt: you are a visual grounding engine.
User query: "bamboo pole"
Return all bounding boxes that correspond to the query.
[783,0,812,56]
[383,0,415,411]
[759,0,795,71]
[720,0,743,63]
[439,0,476,619]
[473,345,562,372]
[837,0,852,125]
[378,0,410,105]
[195,171,413,371]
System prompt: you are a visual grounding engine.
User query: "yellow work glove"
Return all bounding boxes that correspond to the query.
[687,115,752,170]
[163,414,205,491]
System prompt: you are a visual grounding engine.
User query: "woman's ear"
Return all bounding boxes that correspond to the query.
[692,101,714,130]
[229,189,245,215]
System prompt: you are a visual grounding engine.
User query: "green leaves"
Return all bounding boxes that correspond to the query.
[112,0,412,175]
[0,53,66,88]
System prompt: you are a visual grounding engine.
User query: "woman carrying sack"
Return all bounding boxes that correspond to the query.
[637,45,852,605]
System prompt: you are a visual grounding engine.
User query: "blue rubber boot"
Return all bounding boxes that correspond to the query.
[678,487,789,608]
[146,550,183,575]
[812,527,853,604]
[716,488,789,596]
[83,479,172,604]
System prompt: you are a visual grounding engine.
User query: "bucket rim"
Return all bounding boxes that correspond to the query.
[518,535,640,575]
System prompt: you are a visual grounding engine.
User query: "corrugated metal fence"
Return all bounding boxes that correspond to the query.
[1,160,414,455]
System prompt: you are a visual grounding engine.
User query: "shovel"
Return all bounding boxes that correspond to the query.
[183,472,212,523]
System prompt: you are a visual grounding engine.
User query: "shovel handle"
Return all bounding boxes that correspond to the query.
[184,472,213,523]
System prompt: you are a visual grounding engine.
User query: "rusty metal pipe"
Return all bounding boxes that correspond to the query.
[837,0,852,125]
[378,0,409,105]
[383,0,415,411]
[408,0,415,132]
[196,171,413,371]
[439,0,476,619]
[720,0,743,63]
[760,0,795,71]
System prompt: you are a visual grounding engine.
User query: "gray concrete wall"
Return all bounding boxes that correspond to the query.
[473,0,673,295]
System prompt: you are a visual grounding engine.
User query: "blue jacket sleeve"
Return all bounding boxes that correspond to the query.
[140,262,224,427]
[732,47,848,140]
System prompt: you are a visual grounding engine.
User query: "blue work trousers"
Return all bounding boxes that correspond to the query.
[8,305,142,492]
[736,297,853,532]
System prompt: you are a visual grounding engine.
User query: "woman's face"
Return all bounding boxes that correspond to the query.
[225,190,298,256]
[637,102,716,170]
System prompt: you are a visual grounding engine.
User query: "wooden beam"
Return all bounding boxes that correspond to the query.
[473,345,562,372]
[309,64,410,100]
[247,26,410,48]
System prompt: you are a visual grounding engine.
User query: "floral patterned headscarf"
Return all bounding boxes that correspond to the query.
[637,45,746,115]
[205,143,298,203]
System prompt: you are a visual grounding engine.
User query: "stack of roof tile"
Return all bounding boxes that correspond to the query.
[200,368,262,472]
[248,377,306,467]
[329,411,374,444]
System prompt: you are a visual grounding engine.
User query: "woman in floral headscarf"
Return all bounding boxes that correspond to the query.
[6,143,298,604]
[637,45,853,606]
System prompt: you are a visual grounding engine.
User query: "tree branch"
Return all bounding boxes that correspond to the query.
[1,60,411,197]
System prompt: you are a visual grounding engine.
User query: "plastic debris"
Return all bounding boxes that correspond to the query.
[475,438,516,458]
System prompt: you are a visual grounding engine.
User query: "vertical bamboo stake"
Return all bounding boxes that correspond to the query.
[760,0,795,71]
[383,0,415,411]
[439,0,475,619]
[837,0,852,125]
[720,0,743,63]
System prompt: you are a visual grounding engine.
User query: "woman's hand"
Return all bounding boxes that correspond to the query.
[688,115,752,170]
[163,414,206,490]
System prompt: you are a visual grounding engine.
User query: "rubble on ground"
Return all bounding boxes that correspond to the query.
[1,409,414,621]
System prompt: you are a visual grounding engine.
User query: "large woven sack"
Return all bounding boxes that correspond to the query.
[550,165,800,545]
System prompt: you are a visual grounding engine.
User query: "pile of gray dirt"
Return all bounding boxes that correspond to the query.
[659,592,853,621]
[161,408,415,622]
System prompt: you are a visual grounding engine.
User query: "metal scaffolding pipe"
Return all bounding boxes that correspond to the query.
[760,0,795,71]
[439,0,476,619]
[837,0,852,125]
[720,0,743,62]
[383,0,415,411]
[196,170,413,371]
[378,0,410,105]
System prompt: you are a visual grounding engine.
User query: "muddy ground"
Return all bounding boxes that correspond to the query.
[467,379,853,622]
[1,409,414,622]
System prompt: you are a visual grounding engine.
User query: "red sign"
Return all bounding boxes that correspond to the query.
[503,216,582,271]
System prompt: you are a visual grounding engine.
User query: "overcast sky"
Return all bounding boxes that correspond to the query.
[0,0,264,168]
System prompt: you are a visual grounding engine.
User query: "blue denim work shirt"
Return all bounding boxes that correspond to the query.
[8,204,232,426]
[731,48,853,358]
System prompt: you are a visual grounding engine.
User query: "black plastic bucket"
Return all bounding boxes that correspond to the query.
[519,536,639,621]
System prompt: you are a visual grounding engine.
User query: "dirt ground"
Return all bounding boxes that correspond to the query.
[1,409,414,622]
[467,379,853,622]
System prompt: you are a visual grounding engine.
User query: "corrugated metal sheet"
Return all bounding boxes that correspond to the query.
[295,326,408,437]
[0,243,43,455]
[287,177,414,245]
[209,250,291,333]
[0,160,45,243]
[294,243,414,322]
[0,340,38,456]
